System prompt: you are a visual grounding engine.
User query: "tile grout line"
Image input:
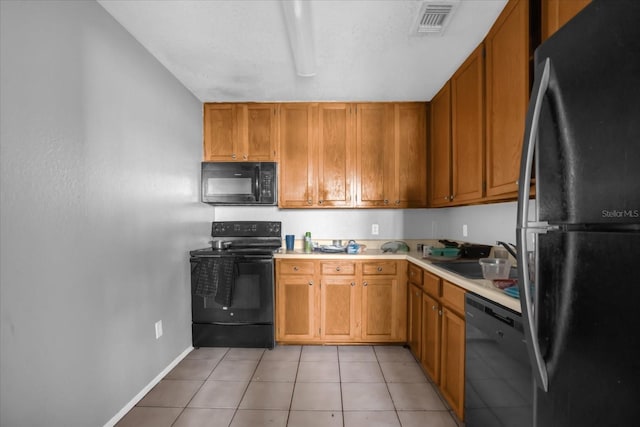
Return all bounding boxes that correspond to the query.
[374,346,404,427]
[226,348,269,427]
[167,347,231,427]
[284,346,303,427]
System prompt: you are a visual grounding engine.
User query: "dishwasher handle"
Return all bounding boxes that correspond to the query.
[485,307,515,327]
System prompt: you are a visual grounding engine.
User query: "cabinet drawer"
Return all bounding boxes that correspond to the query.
[408,264,423,287]
[423,271,441,297]
[320,261,356,275]
[278,260,315,275]
[363,261,397,275]
[441,281,465,316]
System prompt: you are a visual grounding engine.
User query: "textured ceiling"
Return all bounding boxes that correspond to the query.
[98,0,507,102]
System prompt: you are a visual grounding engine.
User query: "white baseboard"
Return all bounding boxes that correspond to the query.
[103,345,193,427]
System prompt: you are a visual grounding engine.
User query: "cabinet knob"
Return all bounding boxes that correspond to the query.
[384,199,389,205]
[293,266,299,271]
[395,200,400,205]
[444,196,448,201]
[336,266,341,272]
[307,199,312,204]
[308,280,314,286]
[242,154,248,160]
[231,153,237,159]
[450,195,454,201]
[319,200,323,204]
[432,305,437,311]
[351,282,356,287]
[377,266,383,272]
[363,281,368,287]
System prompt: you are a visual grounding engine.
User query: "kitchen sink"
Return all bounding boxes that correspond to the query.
[432,260,518,280]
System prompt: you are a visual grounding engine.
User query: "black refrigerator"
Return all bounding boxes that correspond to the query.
[516,1,640,426]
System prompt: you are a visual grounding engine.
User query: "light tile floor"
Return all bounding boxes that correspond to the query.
[116,345,461,427]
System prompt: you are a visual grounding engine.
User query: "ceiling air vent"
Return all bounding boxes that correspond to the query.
[412,0,460,36]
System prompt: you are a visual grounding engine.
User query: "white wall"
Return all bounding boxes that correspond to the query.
[0,2,211,426]
[214,200,529,246]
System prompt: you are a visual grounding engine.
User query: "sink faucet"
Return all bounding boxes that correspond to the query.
[496,241,518,259]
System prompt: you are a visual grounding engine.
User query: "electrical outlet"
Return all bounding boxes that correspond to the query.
[371,224,379,235]
[462,224,468,237]
[155,320,163,339]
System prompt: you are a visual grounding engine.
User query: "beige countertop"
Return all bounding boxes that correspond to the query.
[274,248,522,313]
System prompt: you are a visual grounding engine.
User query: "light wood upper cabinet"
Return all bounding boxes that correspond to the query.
[485,0,530,198]
[396,103,428,208]
[542,0,591,41]
[317,104,355,207]
[278,103,317,207]
[451,43,485,205]
[203,103,238,161]
[356,103,427,208]
[279,103,355,208]
[356,103,395,207]
[429,82,453,207]
[203,103,277,161]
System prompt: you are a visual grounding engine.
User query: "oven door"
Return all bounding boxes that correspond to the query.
[191,254,274,325]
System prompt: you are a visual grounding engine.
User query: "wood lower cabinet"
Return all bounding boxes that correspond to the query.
[407,263,424,359]
[275,258,406,343]
[421,291,441,383]
[440,304,466,420]
[408,265,466,421]
[319,261,358,341]
[276,273,317,341]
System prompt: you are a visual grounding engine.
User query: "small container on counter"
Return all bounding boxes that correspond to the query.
[304,232,312,253]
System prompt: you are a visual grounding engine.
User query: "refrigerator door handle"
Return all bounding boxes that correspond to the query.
[518,57,550,230]
[517,57,551,392]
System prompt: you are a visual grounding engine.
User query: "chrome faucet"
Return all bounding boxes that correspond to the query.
[496,241,518,259]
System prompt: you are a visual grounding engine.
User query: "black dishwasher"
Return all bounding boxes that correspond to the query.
[464,294,532,426]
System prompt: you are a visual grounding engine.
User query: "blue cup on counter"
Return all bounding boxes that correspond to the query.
[285,235,295,251]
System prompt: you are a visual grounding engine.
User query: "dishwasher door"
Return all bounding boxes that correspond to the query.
[464,294,532,426]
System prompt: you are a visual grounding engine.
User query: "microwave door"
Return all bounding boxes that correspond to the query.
[253,165,260,203]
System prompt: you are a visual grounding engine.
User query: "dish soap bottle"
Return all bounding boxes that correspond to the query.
[304,232,312,253]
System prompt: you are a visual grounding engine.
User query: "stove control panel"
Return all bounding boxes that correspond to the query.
[211,221,281,238]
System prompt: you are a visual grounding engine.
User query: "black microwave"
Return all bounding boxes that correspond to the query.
[201,162,277,205]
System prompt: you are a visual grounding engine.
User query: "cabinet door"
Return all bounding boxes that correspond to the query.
[429,83,453,207]
[451,44,485,204]
[542,0,591,41]
[320,277,360,341]
[440,306,466,420]
[276,275,317,341]
[396,103,427,208]
[244,104,278,161]
[317,103,355,207]
[356,103,395,207]
[361,276,406,341]
[485,0,530,198]
[279,103,317,207]
[421,292,441,384]
[203,103,239,161]
[408,283,423,359]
